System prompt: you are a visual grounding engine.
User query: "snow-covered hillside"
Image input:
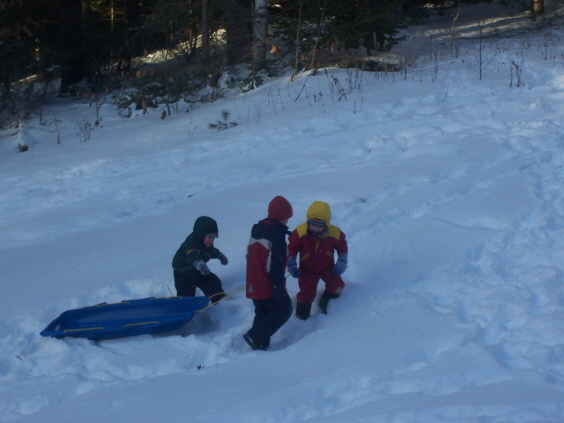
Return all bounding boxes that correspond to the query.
[2,5,564,422]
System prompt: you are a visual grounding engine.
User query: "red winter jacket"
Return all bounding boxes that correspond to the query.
[246,219,290,300]
[288,201,348,274]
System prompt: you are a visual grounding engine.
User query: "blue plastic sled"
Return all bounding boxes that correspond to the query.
[40,296,210,340]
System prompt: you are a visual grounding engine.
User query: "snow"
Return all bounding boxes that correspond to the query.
[2,5,564,422]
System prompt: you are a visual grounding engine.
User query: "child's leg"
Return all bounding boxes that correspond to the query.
[245,297,292,350]
[320,269,345,295]
[318,270,345,314]
[296,272,320,304]
[173,270,196,296]
[245,300,270,350]
[295,273,320,320]
[197,273,226,303]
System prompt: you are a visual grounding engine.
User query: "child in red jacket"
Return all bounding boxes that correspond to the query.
[243,196,294,350]
[287,201,348,320]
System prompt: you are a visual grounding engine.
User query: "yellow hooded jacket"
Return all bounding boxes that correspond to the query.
[288,201,348,274]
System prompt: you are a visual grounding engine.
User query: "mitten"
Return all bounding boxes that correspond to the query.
[193,259,211,275]
[287,256,300,278]
[271,285,286,303]
[218,253,228,266]
[332,254,348,276]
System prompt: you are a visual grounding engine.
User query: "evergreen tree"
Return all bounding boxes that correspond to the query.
[225,0,253,65]
[59,0,85,91]
[315,0,405,52]
[0,0,58,126]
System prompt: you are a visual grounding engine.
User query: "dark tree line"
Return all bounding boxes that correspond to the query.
[0,0,544,127]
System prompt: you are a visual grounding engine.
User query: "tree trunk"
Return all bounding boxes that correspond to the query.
[292,0,304,78]
[225,0,253,65]
[201,0,209,66]
[60,0,85,92]
[533,0,544,17]
[253,0,268,70]
[125,1,146,56]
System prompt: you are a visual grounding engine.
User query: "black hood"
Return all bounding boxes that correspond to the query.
[193,216,219,242]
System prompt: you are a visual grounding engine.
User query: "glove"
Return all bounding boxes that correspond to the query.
[193,259,210,275]
[332,254,348,276]
[218,253,228,266]
[271,285,286,303]
[287,256,300,278]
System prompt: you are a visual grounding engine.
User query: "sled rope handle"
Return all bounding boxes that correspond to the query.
[222,285,247,296]
[196,285,246,313]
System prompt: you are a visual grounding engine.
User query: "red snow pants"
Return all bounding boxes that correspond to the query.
[296,268,345,304]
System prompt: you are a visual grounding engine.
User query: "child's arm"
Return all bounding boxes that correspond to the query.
[217,251,228,265]
[207,245,228,265]
[269,231,288,289]
[335,231,348,256]
[174,248,205,273]
[287,229,301,257]
[333,231,348,276]
[287,229,301,278]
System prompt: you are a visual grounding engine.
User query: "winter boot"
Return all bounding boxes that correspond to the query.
[209,291,226,305]
[243,333,267,351]
[296,302,312,320]
[318,290,341,315]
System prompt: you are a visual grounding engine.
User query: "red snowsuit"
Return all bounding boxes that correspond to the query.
[288,202,347,304]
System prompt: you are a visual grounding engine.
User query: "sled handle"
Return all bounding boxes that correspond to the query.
[197,285,246,312]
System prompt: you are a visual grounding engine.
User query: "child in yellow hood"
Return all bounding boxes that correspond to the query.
[287,201,348,320]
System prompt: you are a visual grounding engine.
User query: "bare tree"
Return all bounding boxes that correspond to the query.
[309,0,327,72]
[202,0,210,67]
[292,0,304,80]
[463,11,501,81]
[532,0,544,20]
[253,0,268,69]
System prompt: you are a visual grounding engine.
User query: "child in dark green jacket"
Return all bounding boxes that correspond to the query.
[172,216,228,304]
